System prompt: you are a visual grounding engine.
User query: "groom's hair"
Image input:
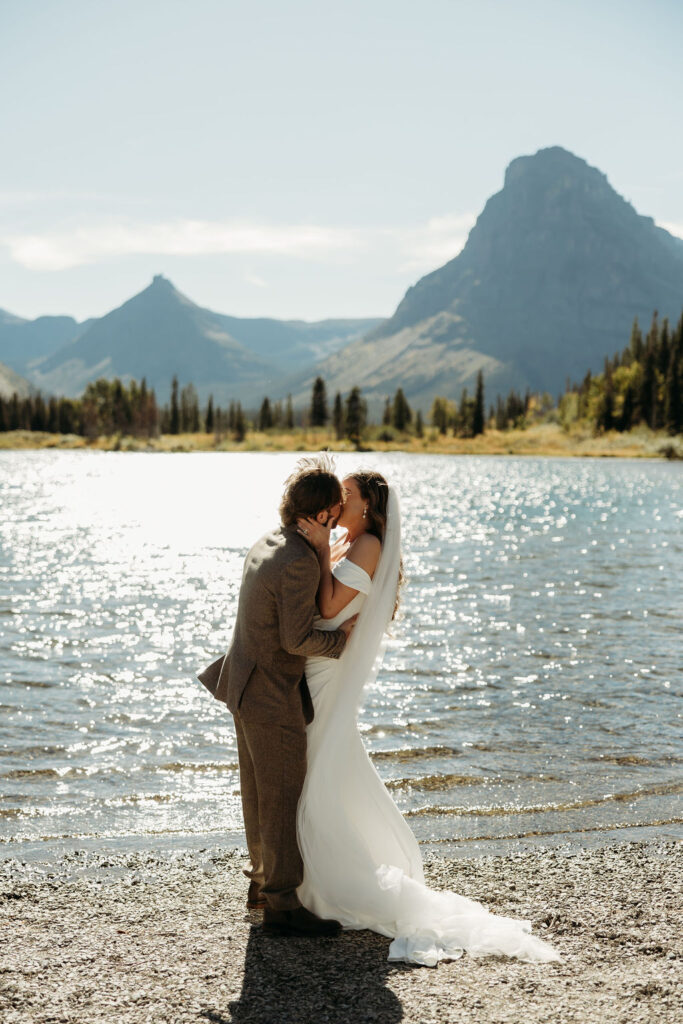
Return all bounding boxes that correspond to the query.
[279,453,342,527]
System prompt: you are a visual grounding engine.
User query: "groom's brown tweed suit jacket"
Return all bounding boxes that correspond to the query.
[198,524,346,724]
[197,524,346,910]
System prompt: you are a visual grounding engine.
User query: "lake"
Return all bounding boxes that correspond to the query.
[1,449,681,863]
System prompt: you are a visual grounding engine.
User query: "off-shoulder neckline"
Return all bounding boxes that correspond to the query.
[334,556,372,582]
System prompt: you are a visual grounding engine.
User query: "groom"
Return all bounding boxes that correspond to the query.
[198,455,355,937]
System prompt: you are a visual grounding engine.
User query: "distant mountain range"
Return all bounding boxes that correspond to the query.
[0,280,382,405]
[0,309,86,376]
[0,359,31,400]
[2,145,683,412]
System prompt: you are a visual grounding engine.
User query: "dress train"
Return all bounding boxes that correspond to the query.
[297,555,559,967]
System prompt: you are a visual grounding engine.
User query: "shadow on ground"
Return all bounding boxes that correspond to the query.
[202,924,409,1023]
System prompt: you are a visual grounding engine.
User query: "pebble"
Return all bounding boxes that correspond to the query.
[0,840,681,1023]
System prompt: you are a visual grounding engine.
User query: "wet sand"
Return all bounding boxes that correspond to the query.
[1,840,680,1023]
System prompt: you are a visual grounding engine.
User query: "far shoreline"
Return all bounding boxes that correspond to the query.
[1,423,682,459]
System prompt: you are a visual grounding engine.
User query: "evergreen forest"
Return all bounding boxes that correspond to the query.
[1,309,681,447]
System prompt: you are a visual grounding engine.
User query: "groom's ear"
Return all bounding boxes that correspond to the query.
[316,510,329,525]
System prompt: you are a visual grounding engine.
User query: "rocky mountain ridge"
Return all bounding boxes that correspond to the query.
[3,146,683,411]
[289,146,683,409]
[0,279,381,405]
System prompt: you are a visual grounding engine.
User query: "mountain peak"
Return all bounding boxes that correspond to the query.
[149,274,176,292]
[132,274,194,311]
[348,145,683,407]
[503,146,607,191]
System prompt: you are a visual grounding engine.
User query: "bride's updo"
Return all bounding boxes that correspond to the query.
[348,470,403,616]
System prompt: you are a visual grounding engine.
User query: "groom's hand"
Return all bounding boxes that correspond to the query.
[339,613,358,639]
[296,516,332,555]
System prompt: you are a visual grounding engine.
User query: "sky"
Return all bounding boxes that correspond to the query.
[1,0,682,323]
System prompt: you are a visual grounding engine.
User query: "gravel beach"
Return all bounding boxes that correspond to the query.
[1,840,680,1024]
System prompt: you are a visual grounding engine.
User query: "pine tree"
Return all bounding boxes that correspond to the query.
[645,310,659,351]
[430,396,449,434]
[458,388,470,437]
[8,393,20,431]
[58,398,76,434]
[47,396,59,433]
[20,397,32,430]
[344,387,365,446]
[658,318,671,376]
[598,359,615,433]
[205,395,214,433]
[391,388,412,431]
[629,317,644,362]
[505,389,525,427]
[258,396,273,431]
[112,379,133,434]
[472,370,485,436]
[382,397,392,426]
[664,315,683,435]
[640,346,657,428]
[170,377,180,434]
[333,392,344,439]
[147,388,159,437]
[619,384,635,432]
[285,394,294,430]
[415,409,424,438]
[179,383,200,433]
[310,377,328,427]
[233,402,246,442]
[31,394,48,432]
[129,379,141,434]
[577,371,592,420]
[495,395,506,430]
[135,378,147,436]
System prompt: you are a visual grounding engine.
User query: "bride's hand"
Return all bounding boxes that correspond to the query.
[296,516,332,555]
[330,534,350,565]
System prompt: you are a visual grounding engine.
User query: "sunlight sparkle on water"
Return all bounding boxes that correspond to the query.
[1,451,681,855]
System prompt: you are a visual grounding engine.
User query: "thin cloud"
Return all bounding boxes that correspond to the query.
[2,219,366,271]
[395,213,476,272]
[244,272,268,288]
[0,189,131,208]
[659,220,683,240]
[1,212,478,280]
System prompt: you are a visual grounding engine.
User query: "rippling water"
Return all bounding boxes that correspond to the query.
[1,450,681,861]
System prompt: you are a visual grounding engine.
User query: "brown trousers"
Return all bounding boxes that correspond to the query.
[233,712,307,911]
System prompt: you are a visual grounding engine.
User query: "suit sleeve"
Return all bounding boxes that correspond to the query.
[277,554,347,659]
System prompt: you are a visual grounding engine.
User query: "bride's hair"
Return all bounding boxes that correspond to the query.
[348,469,404,618]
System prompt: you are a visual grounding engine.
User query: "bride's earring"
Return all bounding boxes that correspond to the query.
[362,507,367,519]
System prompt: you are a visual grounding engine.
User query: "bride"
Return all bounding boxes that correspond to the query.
[296,470,560,967]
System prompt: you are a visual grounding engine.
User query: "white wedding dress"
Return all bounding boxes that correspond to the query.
[297,490,560,967]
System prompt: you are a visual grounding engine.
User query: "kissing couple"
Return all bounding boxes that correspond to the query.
[198,455,559,967]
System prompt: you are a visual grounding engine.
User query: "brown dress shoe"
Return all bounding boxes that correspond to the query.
[246,881,267,910]
[263,905,342,937]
